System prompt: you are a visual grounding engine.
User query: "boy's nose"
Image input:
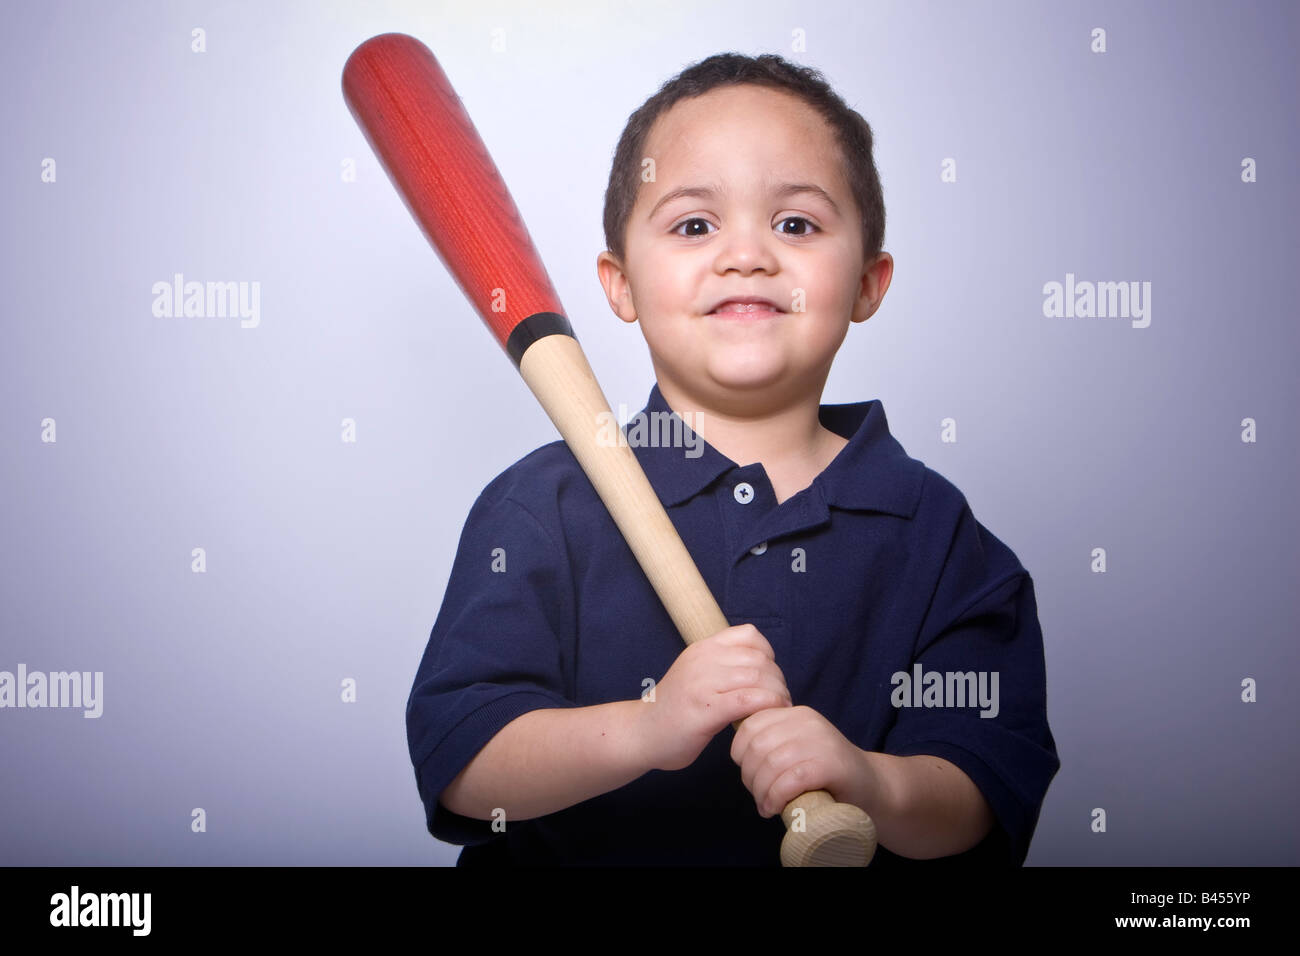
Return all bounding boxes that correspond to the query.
[713,226,779,274]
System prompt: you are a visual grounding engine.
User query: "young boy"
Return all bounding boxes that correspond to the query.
[406,53,1059,866]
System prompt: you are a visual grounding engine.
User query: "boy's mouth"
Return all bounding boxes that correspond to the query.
[707,296,785,317]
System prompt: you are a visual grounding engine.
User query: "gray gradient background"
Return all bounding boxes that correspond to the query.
[2,0,1296,866]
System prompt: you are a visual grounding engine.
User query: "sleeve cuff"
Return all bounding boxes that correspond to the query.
[412,689,578,846]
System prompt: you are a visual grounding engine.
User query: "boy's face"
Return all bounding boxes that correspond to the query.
[597,83,892,415]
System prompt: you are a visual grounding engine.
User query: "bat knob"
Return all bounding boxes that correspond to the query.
[779,790,878,867]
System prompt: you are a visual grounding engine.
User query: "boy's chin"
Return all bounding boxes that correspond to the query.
[653,354,822,403]
[703,370,821,408]
[704,359,797,390]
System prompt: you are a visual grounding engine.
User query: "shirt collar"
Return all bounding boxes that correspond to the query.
[627,382,925,518]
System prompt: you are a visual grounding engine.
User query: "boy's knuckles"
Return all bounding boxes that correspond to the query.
[734,687,777,714]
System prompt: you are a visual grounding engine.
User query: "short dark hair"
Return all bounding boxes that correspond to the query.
[602,52,886,267]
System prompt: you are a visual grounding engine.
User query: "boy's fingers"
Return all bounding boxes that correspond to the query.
[720,647,779,671]
[713,623,776,659]
[722,687,789,725]
[710,663,790,701]
[729,704,780,756]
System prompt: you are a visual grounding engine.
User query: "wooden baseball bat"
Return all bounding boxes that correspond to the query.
[342,33,876,867]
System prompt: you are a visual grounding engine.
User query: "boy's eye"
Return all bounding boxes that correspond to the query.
[672,218,715,237]
[777,216,819,236]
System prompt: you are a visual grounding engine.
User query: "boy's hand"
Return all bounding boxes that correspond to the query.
[729,704,873,819]
[638,624,792,772]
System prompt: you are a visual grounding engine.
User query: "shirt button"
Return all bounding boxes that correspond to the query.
[733,482,755,504]
[749,541,768,555]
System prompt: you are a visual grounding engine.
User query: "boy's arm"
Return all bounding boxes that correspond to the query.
[440,700,652,821]
[444,623,794,822]
[407,485,589,845]
[877,495,1060,865]
[843,751,995,859]
[731,516,1054,863]
[412,487,784,842]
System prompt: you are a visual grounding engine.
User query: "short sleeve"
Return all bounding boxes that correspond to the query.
[883,502,1060,865]
[405,488,579,846]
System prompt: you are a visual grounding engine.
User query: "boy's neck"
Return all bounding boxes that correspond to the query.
[655,379,849,504]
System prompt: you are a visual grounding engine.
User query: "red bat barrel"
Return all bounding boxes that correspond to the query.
[342,33,572,366]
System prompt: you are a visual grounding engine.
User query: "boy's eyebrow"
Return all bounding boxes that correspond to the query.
[647,182,840,219]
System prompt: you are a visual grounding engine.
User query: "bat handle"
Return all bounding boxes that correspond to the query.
[776,789,877,867]
[519,333,878,866]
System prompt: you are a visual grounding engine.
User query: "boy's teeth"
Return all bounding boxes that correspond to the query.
[715,303,772,313]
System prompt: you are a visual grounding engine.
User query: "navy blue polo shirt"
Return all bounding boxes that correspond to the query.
[406,382,1059,866]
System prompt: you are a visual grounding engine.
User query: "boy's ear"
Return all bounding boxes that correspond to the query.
[851,252,894,324]
[596,250,639,324]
